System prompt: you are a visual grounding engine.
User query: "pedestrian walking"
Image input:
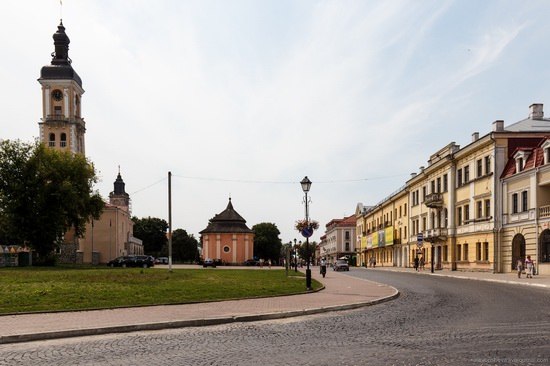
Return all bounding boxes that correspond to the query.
[420,257,425,271]
[320,257,327,278]
[525,255,534,278]
[516,258,523,278]
[414,256,419,272]
[268,259,271,269]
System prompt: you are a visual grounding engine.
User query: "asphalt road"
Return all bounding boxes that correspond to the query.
[1,269,549,366]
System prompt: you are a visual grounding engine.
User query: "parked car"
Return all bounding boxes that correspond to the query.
[203,258,216,268]
[156,257,169,264]
[333,259,350,271]
[243,259,259,266]
[108,255,154,268]
[107,256,129,268]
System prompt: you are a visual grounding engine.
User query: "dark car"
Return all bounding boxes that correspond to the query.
[203,258,216,268]
[108,255,154,268]
[244,259,259,266]
[333,259,349,271]
[107,256,129,268]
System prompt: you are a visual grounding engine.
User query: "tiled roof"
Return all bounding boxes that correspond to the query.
[199,198,253,234]
[501,138,548,179]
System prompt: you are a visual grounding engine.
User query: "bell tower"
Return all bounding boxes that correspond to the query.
[38,21,86,155]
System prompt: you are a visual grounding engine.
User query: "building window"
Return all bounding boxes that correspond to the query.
[443,174,448,191]
[485,156,491,175]
[422,186,427,202]
[522,190,528,212]
[404,203,407,215]
[517,157,524,172]
[464,243,469,261]
[345,242,350,251]
[476,242,481,261]
[457,244,462,261]
[458,169,463,186]
[457,207,463,226]
[223,246,230,253]
[60,133,67,148]
[477,201,483,219]
[422,217,426,231]
[512,193,519,214]
[437,177,441,193]
[443,245,448,262]
[464,165,470,183]
[48,133,56,147]
[464,204,470,222]
[345,231,350,240]
[485,199,491,218]
[431,180,435,194]
[477,159,482,178]
[483,242,489,261]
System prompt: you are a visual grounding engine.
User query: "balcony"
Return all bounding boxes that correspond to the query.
[425,193,443,208]
[422,228,448,243]
[540,205,550,219]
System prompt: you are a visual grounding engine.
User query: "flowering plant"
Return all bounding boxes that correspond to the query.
[294,219,319,232]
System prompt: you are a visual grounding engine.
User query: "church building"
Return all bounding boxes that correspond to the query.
[38,21,142,264]
[200,199,254,264]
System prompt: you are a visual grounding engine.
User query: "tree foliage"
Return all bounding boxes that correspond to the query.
[167,228,199,263]
[132,216,168,256]
[298,240,317,263]
[251,222,282,262]
[0,140,104,258]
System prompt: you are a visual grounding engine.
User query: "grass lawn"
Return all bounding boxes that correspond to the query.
[0,267,321,314]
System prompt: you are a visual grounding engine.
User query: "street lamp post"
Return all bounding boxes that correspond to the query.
[301,176,313,290]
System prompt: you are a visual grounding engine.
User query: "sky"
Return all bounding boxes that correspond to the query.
[3,0,550,244]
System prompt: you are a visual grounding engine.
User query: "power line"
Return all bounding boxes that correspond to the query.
[129,173,409,196]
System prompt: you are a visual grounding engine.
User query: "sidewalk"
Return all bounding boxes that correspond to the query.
[1,266,548,345]
[371,265,550,289]
[0,268,398,345]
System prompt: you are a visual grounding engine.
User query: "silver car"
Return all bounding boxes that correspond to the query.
[333,259,349,271]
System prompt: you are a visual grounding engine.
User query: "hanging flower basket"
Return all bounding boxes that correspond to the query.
[294,219,319,232]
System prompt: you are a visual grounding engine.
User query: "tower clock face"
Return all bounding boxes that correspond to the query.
[52,90,63,101]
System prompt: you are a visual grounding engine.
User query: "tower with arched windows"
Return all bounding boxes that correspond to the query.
[38,21,85,155]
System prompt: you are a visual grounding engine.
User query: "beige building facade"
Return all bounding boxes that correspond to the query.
[356,103,550,274]
[319,215,356,265]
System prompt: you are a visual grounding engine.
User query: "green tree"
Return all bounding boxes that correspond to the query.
[168,229,199,263]
[298,240,317,264]
[132,216,168,256]
[252,222,282,263]
[0,140,104,259]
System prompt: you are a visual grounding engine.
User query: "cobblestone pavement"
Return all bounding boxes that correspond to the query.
[0,268,549,366]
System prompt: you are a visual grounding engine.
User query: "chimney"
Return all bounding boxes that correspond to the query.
[410,172,417,179]
[493,120,504,132]
[529,103,544,119]
[419,166,425,173]
[472,132,479,142]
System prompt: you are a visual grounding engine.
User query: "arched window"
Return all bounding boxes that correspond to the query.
[60,133,67,148]
[540,229,550,262]
[48,133,56,147]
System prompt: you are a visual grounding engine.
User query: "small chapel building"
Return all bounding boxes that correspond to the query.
[199,199,254,265]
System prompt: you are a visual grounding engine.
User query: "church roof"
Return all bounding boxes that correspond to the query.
[199,198,253,234]
[39,21,82,87]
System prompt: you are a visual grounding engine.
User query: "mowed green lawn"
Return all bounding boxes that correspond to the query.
[0,267,320,314]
